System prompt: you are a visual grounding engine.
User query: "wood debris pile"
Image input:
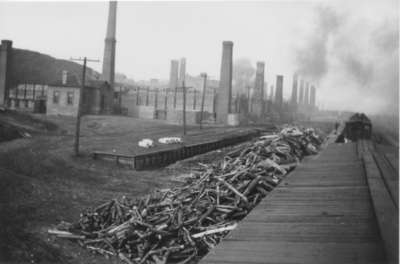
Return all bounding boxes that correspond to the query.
[50,126,322,264]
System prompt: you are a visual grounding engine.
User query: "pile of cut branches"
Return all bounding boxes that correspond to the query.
[49,126,322,264]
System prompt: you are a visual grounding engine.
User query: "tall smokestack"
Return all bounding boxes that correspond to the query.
[275,75,283,108]
[0,40,12,106]
[254,62,265,99]
[291,74,298,105]
[304,82,310,105]
[299,79,304,104]
[310,85,316,107]
[102,1,117,87]
[169,60,179,90]
[216,41,233,124]
[178,57,186,86]
[269,85,274,101]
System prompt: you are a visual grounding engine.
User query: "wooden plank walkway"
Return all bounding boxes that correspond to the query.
[201,142,388,264]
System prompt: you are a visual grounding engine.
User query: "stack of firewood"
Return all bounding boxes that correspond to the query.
[49,126,322,264]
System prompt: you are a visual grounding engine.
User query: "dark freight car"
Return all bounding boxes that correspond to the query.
[344,113,372,141]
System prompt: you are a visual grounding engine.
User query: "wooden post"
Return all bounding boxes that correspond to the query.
[136,87,140,105]
[119,86,122,112]
[200,73,207,129]
[192,90,196,110]
[74,57,87,156]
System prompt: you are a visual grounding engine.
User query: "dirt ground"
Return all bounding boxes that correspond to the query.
[0,111,267,264]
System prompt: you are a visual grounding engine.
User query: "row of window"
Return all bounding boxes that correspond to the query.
[53,91,74,105]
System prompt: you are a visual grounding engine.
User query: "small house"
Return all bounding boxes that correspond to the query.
[46,71,113,116]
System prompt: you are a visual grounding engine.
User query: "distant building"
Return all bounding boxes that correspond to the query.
[0,39,117,115]
[185,74,219,91]
[8,83,48,113]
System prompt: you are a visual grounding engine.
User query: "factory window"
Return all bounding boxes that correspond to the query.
[67,91,74,105]
[53,91,60,104]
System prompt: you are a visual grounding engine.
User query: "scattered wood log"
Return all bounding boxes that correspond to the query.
[49,125,323,264]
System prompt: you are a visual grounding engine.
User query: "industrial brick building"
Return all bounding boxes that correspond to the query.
[0,39,114,116]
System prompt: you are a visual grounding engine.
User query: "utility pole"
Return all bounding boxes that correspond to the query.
[119,86,122,113]
[176,83,192,135]
[182,81,187,135]
[199,73,207,129]
[70,57,100,156]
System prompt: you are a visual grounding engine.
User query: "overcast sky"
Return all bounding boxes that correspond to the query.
[0,0,398,114]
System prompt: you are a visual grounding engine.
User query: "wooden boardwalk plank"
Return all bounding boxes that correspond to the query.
[201,142,388,264]
[362,143,398,264]
[205,241,386,264]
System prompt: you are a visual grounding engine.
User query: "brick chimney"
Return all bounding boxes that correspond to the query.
[254,61,265,117]
[291,74,298,106]
[275,75,283,108]
[102,1,117,88]
[254,62,265,99]
[169,60,179,90]
[216,41,233,124]
[0,40,12,106]
[310,85,316,107]
[179,57,186,87]
[62,70,68,85]
[299,79,304,105]
[304,82,310,106]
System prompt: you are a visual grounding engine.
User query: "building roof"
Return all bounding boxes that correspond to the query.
[48,77,111,90]
[49,73,81,87]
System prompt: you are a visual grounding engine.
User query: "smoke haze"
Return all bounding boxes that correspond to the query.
[294,0,398,115]
[233,58,256,95]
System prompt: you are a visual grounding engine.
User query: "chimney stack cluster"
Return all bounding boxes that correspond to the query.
[291,75,317,108]
[168,58,186,89]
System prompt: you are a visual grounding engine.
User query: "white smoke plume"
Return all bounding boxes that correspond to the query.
[233,58,256,95]
[294,0,398,115]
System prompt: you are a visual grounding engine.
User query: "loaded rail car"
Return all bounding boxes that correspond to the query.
[344,113,372,141]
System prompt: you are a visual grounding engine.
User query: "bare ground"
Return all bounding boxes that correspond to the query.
[0,112,262,264]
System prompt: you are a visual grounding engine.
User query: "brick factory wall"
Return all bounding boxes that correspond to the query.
[8,83,48,112]
[124,88,215,118]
